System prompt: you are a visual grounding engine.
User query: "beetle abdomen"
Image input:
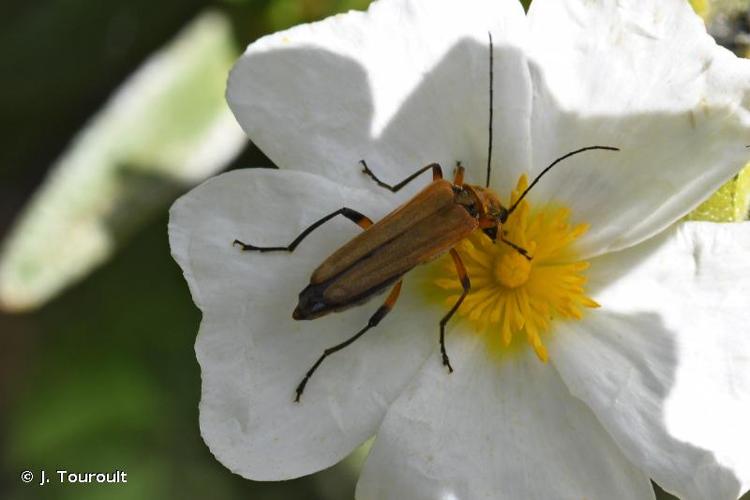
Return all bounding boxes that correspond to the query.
[293,273,401,320]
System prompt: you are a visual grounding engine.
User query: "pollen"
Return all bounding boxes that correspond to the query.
[432,175,598,362]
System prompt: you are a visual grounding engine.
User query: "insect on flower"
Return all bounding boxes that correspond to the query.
[233,33,619,402]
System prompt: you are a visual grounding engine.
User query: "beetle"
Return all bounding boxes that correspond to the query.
[233,33,619,402]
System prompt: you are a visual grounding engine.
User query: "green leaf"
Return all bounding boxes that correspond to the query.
[0,10,246,312]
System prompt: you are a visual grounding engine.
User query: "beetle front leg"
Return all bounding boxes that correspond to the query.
[439,248,471,373]
[479,218,532,260]
[453,162,465,186]
[499,233,532,261]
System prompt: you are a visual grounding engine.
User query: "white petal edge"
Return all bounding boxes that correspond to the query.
[169,169,439,479]
[357,331,655,500]
[525,0,750,257]
[550,222,750,500]
[227,0,532,195]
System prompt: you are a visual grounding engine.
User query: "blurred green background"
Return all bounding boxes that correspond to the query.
[0,0,747,499]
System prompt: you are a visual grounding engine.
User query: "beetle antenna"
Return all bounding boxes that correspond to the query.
[485,31,494,188]
[507,146,620,216]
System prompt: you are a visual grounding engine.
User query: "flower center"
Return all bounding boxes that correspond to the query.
[431,175,598,362]
[495,251,531,288]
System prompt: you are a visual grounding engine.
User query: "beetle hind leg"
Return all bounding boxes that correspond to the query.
[440,249,471,373]
[233,207,372,253]
[294,280,403,402]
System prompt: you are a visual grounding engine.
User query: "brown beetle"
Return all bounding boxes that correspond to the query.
[234,33,618,401]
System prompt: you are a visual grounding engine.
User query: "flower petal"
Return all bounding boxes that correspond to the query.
[550,222,750,499]
[169,169,438,479]
[227,0,531,193]
[526,0,750,257]
[356,332,654,500]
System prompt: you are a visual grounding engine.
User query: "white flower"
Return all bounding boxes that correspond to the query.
[168,0,750,498]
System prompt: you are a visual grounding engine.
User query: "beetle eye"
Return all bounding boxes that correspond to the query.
[497,207,509,224]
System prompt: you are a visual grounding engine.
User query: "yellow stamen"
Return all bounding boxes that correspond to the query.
[430,175,597,362]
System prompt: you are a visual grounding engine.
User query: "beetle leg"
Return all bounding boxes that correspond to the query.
[295,280,403,402]
[440,249,471,373]
[453,162,465,186]
[360,160,443,192]
[499,234,532,261]
[233,207,373,252]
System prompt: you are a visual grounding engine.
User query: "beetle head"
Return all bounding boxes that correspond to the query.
[466,185,509,242]
[470,185,508,223]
